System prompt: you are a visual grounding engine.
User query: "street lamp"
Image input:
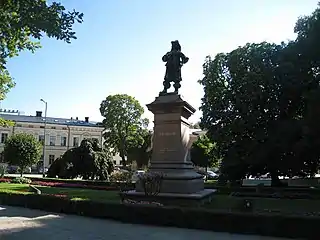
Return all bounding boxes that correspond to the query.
[40,99,47,177]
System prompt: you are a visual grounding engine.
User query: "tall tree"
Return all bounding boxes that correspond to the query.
[190,135,219,170]
[4,133,42,176]
[127,129,152,168]
[100,94,148,166]
[198,2,320,185]
[0,0,83,125]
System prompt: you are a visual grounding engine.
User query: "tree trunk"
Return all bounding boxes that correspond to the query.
[20,167,24,177]
[205,165,208,182]
[120,151,126,167]
[270,172,281,187]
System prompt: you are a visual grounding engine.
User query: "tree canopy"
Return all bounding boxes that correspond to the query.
[0,0,83,125]
[127,129,152,168]
[4,133,42,176]
[190,135,219,169]
[100,94,149,166]
[199,2,320,185]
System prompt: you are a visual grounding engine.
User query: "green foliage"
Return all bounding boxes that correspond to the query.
[3,133,41,176]
[100,94,149,166]
[47,138,114,180]
[11,177,31,184]
[0,164,6,177]
[127,129,152,168]
[190,122,201,129]
[190,135,219,168]
[0,0,83,126]
[109,171,132,183]
[199,3,320,185]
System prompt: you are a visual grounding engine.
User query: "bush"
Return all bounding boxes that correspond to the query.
[11,177,32,184]
[109,171,132,182]
[0,191,317,239]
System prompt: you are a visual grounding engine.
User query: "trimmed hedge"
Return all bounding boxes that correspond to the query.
[0,191,318,239]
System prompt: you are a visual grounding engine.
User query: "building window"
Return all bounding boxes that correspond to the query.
[73,137,79,147]
[40,126,44,128]
[1,133,8,143]
[49,136,56,146]
[113,161,116,165]
[28,125,34,128]
[16,124,22,127]
[49,155,55,165]
[62,127,67,130]
[51,126,56,129]
[39,135,45,145]
[61,136,67,146]
[0,152,4,163]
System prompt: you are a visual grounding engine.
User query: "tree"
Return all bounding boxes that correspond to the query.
[190,122,201,129]
[190,135,219,171]
[198,2,320,185]
[100,94,149,166]
[0,0,83,125]
[4,133,41,176]
[127,129,152,168]
[47,138,114,180]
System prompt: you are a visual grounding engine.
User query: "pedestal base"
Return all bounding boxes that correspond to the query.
[120,189,216,207]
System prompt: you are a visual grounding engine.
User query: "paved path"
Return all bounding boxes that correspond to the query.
[0,205,288,240]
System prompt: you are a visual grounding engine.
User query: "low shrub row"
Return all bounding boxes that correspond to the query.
[0,191,317,239]
[210,185,320,196]
[230,191,317,200]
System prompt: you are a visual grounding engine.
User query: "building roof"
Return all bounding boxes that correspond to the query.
[0,113,102,128]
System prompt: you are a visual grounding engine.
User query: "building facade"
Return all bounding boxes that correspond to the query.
[0,111,104,168]
[0,109,206,169]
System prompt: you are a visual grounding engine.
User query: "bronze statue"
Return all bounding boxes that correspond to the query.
[160,40,189,95]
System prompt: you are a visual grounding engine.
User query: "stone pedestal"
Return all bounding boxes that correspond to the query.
[123,93,215,206]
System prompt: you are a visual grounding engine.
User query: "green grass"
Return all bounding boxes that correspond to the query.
[1,183,320,215]
[204,195,320,215]
[0,183,120,203]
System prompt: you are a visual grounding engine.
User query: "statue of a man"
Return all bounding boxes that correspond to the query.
[160,40,189,95]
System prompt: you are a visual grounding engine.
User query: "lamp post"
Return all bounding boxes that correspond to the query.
[40,99,47,177]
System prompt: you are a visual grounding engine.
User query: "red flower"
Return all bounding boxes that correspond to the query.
[0,178,11,183]
[31,181,115,190]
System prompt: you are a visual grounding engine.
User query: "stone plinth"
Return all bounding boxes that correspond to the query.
[123,93,215,205]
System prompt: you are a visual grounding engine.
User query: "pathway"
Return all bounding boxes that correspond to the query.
[0,205,289,240]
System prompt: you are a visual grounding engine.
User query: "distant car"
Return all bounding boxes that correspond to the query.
[206,171,219,180]
[38,167,48,174]
[6,165,31,174]
[7,165,18,174]
[131,170,145,182]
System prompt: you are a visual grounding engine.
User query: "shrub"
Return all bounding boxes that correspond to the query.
[0,192,317,239]
[138,172,163,196]
[11,177,32,184]
[109,171,132,182]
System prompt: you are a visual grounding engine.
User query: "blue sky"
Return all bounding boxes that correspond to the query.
[2,0,319,125]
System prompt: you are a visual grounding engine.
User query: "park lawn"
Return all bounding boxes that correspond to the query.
[205,195,320,215]
[1,183,320,215]
[0,183,120,203]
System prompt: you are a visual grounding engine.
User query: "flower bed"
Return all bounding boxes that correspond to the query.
[0,178,120,191]
[0,178,11,183]
[31,181,119,190]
